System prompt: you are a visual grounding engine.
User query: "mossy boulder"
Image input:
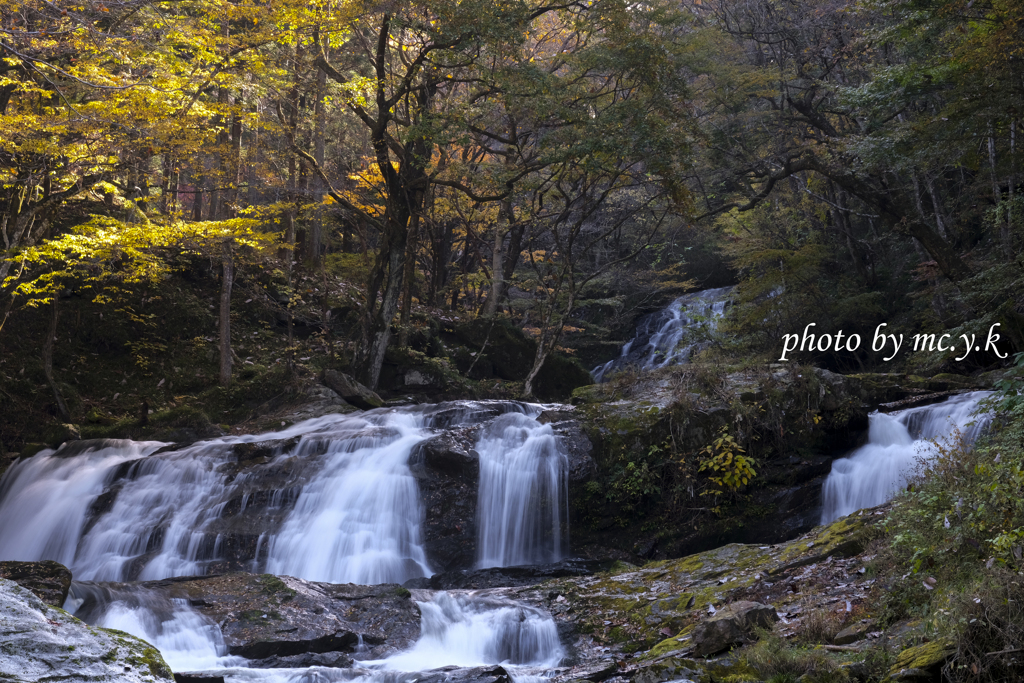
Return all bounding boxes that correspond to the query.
[886,640,954,681]
[41,422,80,447]
[0,578,173,682]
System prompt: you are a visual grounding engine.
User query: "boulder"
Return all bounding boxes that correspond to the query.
[41,422,80,447]
[0,560,73,607]
[834,619,876,645]
[0,578,173,682]
[691,601,779,656]
[322,370,383,410]
[100,573,422,660]
[410,429,481,571]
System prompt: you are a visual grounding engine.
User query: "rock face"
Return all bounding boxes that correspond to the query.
[75,573,422,661]
[0,560,73,607]
[410,429,481,572]
[512,507,886,661]
[322,370,384,409]
[691,601,778,655]
[0,577,174,682]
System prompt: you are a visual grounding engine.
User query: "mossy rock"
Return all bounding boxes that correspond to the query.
[534,353,593,401]
[41,423,80,447]
[886,640,954,681]
[451,318,535,381]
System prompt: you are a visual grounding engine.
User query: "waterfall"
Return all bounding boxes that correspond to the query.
[0,440,165,570]
[380,591,564,670]
[67,582,246,672]
[68,582,563,680]
[475,412,568,569]
[264,410,433,584]
[820,391,992,524]
[592,286,731,382]
[0,401,571,583]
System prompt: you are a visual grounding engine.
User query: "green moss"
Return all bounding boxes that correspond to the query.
[258,573,296,600]
[393,586,412,599]
[888,640,954,675]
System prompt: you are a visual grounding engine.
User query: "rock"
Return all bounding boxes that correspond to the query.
[322,369,384,409]
[174,676,226,683]
[0,560,73,607]
[0,578,174,682]
[247,650,353,668]
[85,573,422,660]
[886,640,955,682]
[551,419,598,484]
[406,558,617,590]
[410,429,481,571]
[834,619,876,645]
[41,422,80,447]
[691,601,778,655]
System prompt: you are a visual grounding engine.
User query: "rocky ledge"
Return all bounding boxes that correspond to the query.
[0,577,174,682]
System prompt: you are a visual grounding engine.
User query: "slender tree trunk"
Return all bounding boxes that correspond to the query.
[42,297,71,421]
[398,208,420,347]
[483,197,513,317]
[989,123,1008,253]
[219,239,234,387]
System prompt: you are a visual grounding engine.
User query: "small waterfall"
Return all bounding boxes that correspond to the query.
[0,440,165,569]
[264,410,433,584]
[67,582,246,672]
[68,582,563,679]
[381,592,564,670]
[476,412,568,569]
[820,391,992,524]
[592,286,731,382]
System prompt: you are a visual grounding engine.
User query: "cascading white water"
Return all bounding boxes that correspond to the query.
[0,440,165,569]
[820,391,992,524]
[0,412,437,584]
[69,584,563,681]
[0,401,573,584]
[264,411,433,584]
[66,581,247,671]
[476,412,568,569]
[380,592,564,670]
[592,286,731,382]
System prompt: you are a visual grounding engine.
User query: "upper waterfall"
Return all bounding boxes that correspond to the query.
[592,286,732,382]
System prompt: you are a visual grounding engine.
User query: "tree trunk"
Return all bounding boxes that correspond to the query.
[483,198,511,317]
[219,239,234,387]
[42,297,71,421]
[398,207,421,347]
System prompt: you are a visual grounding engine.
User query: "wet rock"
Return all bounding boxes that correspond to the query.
[0,560,73,607]
[411,428,481,572]
[406,558,617,590]
[0,578,174,682]
[691,601,778,655]
[132,573,421,659]
[247,650,353,668]
[174,676,226,683]
[322,370,383,409]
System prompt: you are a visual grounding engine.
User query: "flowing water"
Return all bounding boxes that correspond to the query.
[0,400,571,680]
[476,413,568,568]
[0,401,569,584]
[592,286,731,382]
[820,391,992,524]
